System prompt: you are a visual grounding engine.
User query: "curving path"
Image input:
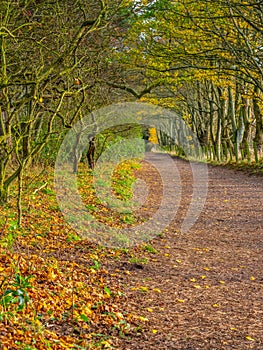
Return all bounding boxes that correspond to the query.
[105,153,263,349]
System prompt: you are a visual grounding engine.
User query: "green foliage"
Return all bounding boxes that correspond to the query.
[93,124,143,164]
[129,257,148,264]
[0,274,32,313]
[104,286,111,297]
[90,260,101,270]
[142,244,158,254]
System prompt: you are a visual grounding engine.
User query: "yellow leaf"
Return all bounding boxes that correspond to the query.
[219,280,225,284]
[152,288,161,293]
[115,312,123,319]
[203,267,210,271]
[176,259,181,263]
[152,329,158,334]
[101,340,112,348]
[250,276,256,281]
[47,268,57,280]
[193,285,201,289]
[83,307,92,315]
[212,303,220,307]
[131,314,148,321]
[205,285,210,288]
[125,270,131,275]
[146,307,154,312]
[164,253,170,257]
[173,265,178,268]
[200,275,206,279]
[177,299,185,303]
[140,286,148,292]
[139,316,148,322]
[245,336,255,341]
[230,327,237,331]
[190,278,196,282]
[90,254,98,260]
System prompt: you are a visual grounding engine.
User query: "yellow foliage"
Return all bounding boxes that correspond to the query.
[148,127,158,144]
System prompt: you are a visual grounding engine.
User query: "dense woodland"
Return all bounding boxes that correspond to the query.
[1,0,263,203]
[1,1,263,349]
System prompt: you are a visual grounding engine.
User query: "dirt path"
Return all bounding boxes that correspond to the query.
[105,153,263,349]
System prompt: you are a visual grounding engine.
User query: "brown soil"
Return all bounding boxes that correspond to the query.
[104,153,263,349]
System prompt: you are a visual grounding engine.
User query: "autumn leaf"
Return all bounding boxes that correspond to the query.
[212,304,220,308]
[245,336,255,341]
[152,288,161,293]
[146,307,154,312]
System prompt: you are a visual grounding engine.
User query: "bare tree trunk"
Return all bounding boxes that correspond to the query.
[253,86,263,161]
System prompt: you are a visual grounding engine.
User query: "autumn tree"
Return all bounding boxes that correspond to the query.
[0,0,131,204]
[117,0,263,162]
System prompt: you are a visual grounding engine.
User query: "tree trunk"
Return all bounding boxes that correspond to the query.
[0,182,8,204]
[253,87,263,161]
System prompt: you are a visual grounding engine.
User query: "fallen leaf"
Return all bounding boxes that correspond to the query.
[138,316,148,322]
[245,336,255,341]
[101,340,112,348]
